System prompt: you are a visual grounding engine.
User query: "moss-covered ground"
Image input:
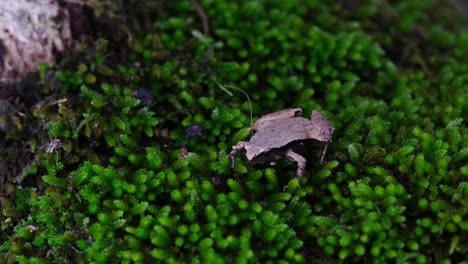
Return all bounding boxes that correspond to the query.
[1,0,467,263]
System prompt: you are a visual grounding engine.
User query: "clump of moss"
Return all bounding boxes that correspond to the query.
[1,0,467,263]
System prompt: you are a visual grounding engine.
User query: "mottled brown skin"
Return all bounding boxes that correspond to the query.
[229,108,334,178]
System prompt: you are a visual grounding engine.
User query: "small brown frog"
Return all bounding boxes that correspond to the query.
[228,108,334,178]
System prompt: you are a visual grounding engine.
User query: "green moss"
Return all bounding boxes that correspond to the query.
[1,0,467,263]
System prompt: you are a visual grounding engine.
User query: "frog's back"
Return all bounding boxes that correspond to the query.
[248,117,311,149]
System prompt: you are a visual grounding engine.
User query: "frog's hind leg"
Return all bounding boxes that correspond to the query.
[286,149,306,178]
[228,141,247,168]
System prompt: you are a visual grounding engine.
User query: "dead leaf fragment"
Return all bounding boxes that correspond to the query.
[26,225,38,232]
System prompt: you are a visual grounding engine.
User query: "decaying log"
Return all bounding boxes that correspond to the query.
[0,0,118,86]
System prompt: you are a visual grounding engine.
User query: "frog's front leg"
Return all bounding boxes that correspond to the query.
[286,149,306,178]
[228,141,247,168]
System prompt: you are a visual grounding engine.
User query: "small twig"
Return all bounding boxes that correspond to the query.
[189,0,210,35]
[45,97,68,107]
[70,244,82,253]
[320,144,328,164]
